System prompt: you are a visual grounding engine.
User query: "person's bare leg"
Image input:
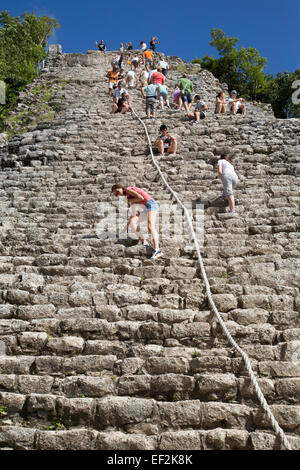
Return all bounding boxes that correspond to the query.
[221,104,226,113]
[120,105,128,114]
[194,111,200,122]
[148,211,159,250]
[215,102,221,114]
[129,215,145,241]
[186,112,194,120]
[231,103,236,114]
[167,140,177,154]
[228,196,235,211]
[112,104,117,114]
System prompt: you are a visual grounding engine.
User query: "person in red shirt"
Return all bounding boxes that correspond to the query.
[150,66,165,85]
[111,184,162,259]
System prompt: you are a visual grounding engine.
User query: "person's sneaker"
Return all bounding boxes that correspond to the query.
[194,121,200,124]
[151,249,163,259]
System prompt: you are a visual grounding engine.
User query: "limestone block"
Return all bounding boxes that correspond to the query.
[18,375,54,394]
[0,426,36,450]
[37,429,98,450]
[18,332,48,351]
[46,336,84,354]
[118,375,151,396]
[212,294,237,312]
[96,397,155,427]
[96,431,157,450]
[159,431,202,450]
[230,308,269,325]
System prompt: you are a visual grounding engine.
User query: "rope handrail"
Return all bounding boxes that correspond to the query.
[129,103,293,451]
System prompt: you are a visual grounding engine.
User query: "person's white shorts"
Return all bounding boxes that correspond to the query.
[109,82,115,89]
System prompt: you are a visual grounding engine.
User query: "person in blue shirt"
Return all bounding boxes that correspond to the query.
[141,83,158,118]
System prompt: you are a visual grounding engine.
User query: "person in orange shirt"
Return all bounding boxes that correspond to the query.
[143,49,155,71]
[106,67,119,96]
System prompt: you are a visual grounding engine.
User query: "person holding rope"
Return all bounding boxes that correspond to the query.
[111,184,163,259]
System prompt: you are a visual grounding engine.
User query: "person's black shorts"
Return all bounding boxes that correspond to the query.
[236,108,243,114]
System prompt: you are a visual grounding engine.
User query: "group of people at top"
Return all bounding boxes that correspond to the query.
[103,38,241,259]
[96,37,159,53]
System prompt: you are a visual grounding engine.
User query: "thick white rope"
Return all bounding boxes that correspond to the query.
[130,104,293,451]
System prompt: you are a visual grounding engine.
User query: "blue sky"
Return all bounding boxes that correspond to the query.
[4,0,300,76]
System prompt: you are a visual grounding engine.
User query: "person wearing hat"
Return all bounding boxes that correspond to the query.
[227,90,247,115]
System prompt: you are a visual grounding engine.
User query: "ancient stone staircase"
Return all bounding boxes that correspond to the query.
[0,47,299,450]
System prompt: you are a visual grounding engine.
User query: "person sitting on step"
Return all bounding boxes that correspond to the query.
[186,95,208,123]
[111,184,163,259]
[113,82,128,103]
[111,92,130,115]
[155,124,177,156]
[227,90,247,115]
[215,91,226,114]
[217,154,239,214]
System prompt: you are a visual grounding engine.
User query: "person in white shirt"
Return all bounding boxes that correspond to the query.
[131,55,140,70]
[140,40,147,51]
[126,70,136,88]
[186,95,208,123]
[158,58,169,77]
[227,90,247,115]
[217,154,239,213]
[113,82,128,103]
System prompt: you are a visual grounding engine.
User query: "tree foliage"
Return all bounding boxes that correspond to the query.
[192,28,300,118]
[0,10,60,128]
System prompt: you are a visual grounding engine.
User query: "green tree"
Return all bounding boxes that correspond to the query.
[192,29,268,101]
[209,28,239,57]
[260,70,300,118]
[0,11,60,128]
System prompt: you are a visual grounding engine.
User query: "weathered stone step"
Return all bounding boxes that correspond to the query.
[1,425,300,450]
